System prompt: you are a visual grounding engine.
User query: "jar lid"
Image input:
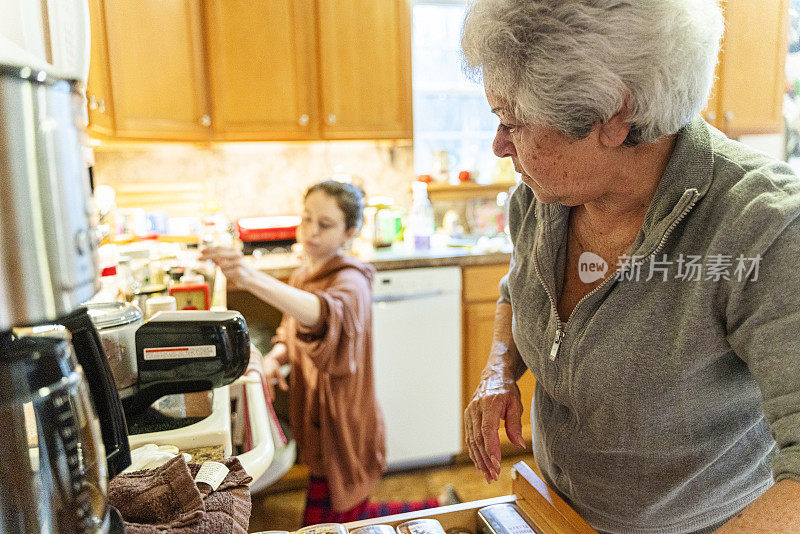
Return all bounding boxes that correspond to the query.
[134,284,167,296]
[85,301,143,329]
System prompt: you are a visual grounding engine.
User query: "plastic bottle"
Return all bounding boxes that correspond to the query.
[88,266,125,303]
[406,181,435,250]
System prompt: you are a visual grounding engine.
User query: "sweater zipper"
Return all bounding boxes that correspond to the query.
[534,190,700,362]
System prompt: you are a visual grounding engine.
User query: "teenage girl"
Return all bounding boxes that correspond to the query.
[202,181,457,524]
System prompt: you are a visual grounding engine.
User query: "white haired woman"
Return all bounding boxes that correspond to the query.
[461,1,800,532]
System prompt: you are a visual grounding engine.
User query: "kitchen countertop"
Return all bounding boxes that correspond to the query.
[247,242,512,279]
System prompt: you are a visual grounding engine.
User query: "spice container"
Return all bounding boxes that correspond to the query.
[132,283,168,314]
[351,526,397,534]
[397,519,446,534]
[477,503,540,534]
[86,301,143,389]
[145,295,177,319]
[296,523,348,534]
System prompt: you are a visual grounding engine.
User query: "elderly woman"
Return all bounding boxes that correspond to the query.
[461,1,800,532]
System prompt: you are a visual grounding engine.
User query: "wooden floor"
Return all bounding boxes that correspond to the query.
[248,452,533,532]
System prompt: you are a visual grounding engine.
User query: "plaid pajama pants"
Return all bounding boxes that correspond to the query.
[303,475,440,526]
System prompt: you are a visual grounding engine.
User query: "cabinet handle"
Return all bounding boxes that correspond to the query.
[298,114,309,126]
[98,99,106,113]
[724,111,734,123]
[326,113,336,125]
[88,95,98,110]
[200,114,212,127]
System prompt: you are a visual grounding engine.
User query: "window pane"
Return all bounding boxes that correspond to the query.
[412,1,499,181]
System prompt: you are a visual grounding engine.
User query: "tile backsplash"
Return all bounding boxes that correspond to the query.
[92,140,416,220]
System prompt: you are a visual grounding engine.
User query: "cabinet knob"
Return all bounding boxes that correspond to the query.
[326,113,336,125]
[298,114,309,126]
[706,111,716,123]
[88,95,98,110]
[200,114,212,127]
[724,111,734,123]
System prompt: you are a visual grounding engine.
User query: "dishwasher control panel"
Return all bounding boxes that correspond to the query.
[372,267,462,298]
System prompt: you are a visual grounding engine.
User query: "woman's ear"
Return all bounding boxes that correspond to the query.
[599,100,633,148]
[345,226,359,241]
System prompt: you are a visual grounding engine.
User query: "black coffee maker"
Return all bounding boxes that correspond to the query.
[0,63,130,532]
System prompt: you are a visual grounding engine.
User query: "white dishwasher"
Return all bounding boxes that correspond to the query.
[371,267,462,469]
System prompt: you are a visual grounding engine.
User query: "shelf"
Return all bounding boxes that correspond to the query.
[426,182,517,203]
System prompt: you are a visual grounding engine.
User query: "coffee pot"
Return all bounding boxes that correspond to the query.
[0,327,113,532]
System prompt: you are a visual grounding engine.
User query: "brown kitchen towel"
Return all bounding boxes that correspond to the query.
[108,454,204,526]
[108,455,253,533]
[188,457,253,531]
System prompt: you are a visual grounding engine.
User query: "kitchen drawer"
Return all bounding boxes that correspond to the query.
[342,461,596,534]
[463,264,509,303]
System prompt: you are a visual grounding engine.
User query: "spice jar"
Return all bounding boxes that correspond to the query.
[351,526,396,534]
[296,524,348,534]
[397,519,446,534]
[477,503,538,534]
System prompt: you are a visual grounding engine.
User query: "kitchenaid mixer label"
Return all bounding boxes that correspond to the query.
[143,345,217,360]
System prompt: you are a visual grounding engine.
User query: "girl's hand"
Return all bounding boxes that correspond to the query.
[262,353,289,400]
[464,367,525,483]
[200,246,256,291]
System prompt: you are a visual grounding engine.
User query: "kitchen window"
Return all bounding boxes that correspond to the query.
[412,0,500,182]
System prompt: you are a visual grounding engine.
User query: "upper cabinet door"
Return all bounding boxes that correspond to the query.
[86,0,114,136]
[712,0,788,137]
[316,0,412,139]
[205,0,318,141]
[103,0,211,140]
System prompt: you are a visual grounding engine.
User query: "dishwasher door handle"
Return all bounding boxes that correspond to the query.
[373,290,446,303]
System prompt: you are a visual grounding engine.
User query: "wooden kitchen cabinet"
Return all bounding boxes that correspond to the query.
[704,0,789,137]
[204,0,319,141]
[87,0,411,141]
[99,0,212,140]
[316,0,413,139]
[463,264,535,447]
[86,0,114,137]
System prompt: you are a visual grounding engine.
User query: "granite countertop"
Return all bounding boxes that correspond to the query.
[184,444,226,463]
[247,242,512,279]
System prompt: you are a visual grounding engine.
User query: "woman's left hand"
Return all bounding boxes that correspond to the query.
[200,246,257,291]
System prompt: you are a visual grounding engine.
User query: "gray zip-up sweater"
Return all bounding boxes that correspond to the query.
[500,118,800,533]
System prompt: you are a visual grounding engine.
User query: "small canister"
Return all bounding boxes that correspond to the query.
[477,503,539,534]
[133,283,168,313]
[145,295,177,320]
[351,526,397,534]
[296,524,349,534]
[85,301,143,389]
[397,519,446,534]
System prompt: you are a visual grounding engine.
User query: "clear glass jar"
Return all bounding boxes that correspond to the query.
[85,301,143,389]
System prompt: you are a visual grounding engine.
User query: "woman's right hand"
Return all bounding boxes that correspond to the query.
[464,366,526,483]
[262,352,289,401]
